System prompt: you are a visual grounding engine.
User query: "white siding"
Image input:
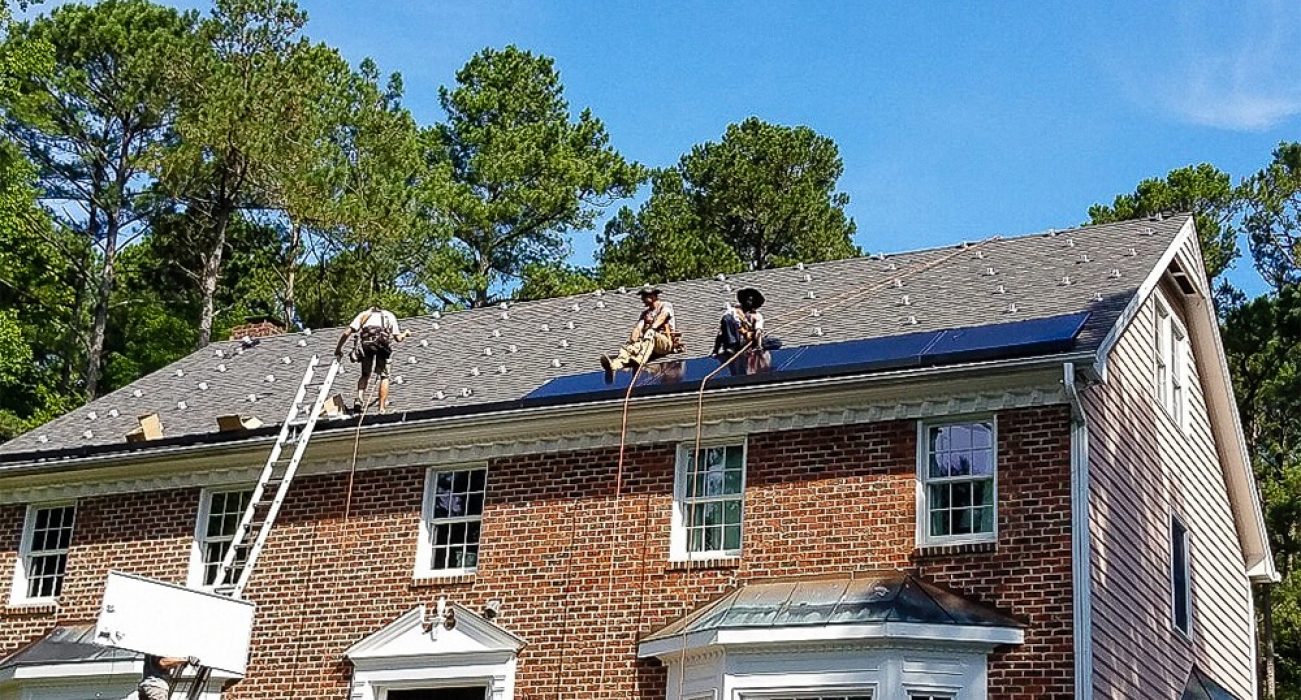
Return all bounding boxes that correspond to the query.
[1084,280,1256,698]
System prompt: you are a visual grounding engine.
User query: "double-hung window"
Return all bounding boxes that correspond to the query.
[673,442,746,559]
[918,420,996,545]
[1154,297,1188,429]
[190,488,252,588]
[12,503,76,604]
[1171,514,1193,636]
[417,466,487,577]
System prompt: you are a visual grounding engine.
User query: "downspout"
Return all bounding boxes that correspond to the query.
[1064,362,1094,699]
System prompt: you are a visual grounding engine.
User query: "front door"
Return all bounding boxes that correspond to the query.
[387,688,486,700]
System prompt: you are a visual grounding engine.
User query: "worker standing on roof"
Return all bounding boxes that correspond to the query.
[600,286,677,382]
[334,305,410,414]
[137,654,198,700]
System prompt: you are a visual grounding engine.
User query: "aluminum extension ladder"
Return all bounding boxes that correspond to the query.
[212,354,342,598]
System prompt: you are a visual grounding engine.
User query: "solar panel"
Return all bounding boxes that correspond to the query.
[523,312,1090,404]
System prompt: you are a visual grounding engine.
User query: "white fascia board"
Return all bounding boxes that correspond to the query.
[1092,216,1195,382]
[350,651,517,673]
[638,623,1022,660]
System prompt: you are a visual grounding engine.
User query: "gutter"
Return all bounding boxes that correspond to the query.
[1063,362,1094,699]
[0,350,1094,479]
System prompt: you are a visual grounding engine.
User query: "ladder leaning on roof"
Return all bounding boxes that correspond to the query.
[212,354,342,598]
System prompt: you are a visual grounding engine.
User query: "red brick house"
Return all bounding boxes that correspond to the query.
[0,215,1274,699]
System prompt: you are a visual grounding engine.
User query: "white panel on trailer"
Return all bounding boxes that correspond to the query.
[93,570,255,675]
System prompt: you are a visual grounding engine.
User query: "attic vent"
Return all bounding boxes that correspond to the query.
[893,278,903,289]
[806,290,816,299]
[540,324,550,332]
[565,321,575,330]
[37,435,48,444]
[499,302,509,311]
[596,300,606,309]
[500,311,510,321]
[264,375,275,383]
[1060,276,1072,286]
[420,339,429,347]
[1129,247,1137,257]
[1093,292,1104,302]
[594,289,604,297]
[618,286,627,294]
[302,328,312,335]
[394,376,405,385]
[888,262,898,271]
[1078,254,1091,264]
[247,394,258,402]
[281,356,292,364]
[297,339,307,347]
[723,283,732,292]
[497,365,508,374]
[570,303,581,312]
[408,356,418,364]
[83,430,93,439]
[214,349,224,358]
[177,401,188,410]
[975,250,985,259]
[1140,226,1155,235]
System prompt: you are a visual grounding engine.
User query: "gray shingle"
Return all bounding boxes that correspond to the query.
[0,215,1186,459]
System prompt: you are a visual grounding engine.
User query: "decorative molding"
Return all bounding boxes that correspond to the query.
[0,375,1068,506]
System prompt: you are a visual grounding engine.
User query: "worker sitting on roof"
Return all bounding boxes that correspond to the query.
[713,288,780,376]
[334,305,410,414]
[138,654,199,700]
[600,286,676,382]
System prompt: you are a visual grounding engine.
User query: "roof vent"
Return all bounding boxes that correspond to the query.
[501,311,510,321]
[499,302,509,311]
[1140,226,1155,235]
[394,376,404,385]
[431,322,440,330]
[37,435,48,444]
[432,311,441,319]
[715,273,726,281]
[197,381,209,390]
[811,308,821,317]
[618,286,627,294]
[802,273,812,283]
[594,289,604,297]
[893,278,904,288]
[1079,254,1091,264]
[214,349,225,358]
[1093,292,1104,302]
[570,303,581,312]
[281,356,292,364]
[975,250,985,259]
[297,339,307,347]
[497,365,508,374]
[812,326,824,336]
[888,262,898,271]
[235,347,244,356]
[806,290,816,299]
[83,429,93,439]
[1129,247,1137,257]
[723,283,732,292]
[596,300,606,309]
[961,241,970,250]
[873,252,885,260]
[420,339,429,347]
[796,262,806,270]
[303,328,313,336]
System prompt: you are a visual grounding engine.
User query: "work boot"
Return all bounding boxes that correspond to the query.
[599,354,615,384]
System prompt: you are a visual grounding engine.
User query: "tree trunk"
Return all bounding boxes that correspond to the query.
[1261,583,1276,699]
[283,222,300,328]
[84,212,120,398]
[196,210,230,349]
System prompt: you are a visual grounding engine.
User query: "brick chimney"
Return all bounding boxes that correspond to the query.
[228,316,285,341]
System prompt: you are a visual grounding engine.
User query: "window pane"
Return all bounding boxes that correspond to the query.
[975,506,995,533]
[723,524,741,550]
[971,423,992,447]
[929,509,951,537]
[929,483,950,509]
[723,500,742,525]
[952,482,972,508]
[953,508,973,535]
[970,449,992,475]
[433,547,447,570]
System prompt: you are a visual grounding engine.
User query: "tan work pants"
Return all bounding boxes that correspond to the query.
[610,332,673,370]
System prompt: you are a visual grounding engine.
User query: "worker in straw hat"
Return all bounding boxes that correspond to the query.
[713,287,767,359]
[600,286,676,382]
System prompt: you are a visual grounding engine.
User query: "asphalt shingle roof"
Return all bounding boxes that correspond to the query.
[0,215,1186,460]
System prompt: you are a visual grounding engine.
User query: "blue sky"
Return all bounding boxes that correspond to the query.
[34,1,1301,296]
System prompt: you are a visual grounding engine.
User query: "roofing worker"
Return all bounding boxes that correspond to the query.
[334,305,410,414]
[600,286,676,382]
[138,654,198,700]
[713,287,766,359]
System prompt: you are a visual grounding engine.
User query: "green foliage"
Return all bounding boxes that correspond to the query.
[1243,143,1301,293]
[516,261,601,301]
[597,118,857,285]
[423,45,644,308]
[1088,163,1239,282]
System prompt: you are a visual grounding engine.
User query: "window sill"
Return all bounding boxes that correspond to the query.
[5,600,59,614]
[666,557,741,572]
[913,541,996,558]
[412,571,477,587]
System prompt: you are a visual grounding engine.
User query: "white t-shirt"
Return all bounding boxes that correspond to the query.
[641,301,676,333]
[349,309,400,335]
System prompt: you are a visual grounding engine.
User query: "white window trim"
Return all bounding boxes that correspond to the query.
[915,417,998,547]
[739,687,878,699]
[1171,513,1194,639]
[671,439,748,562]
[1152,294,1189,432]
[415,464,488,579]
[188,485,253,590]
[9,501,76,606]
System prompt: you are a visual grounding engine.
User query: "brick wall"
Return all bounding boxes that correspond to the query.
[228,318,285,341]
[0,405,1076,699]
